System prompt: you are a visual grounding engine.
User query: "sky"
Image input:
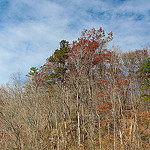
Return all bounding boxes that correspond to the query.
[0,0,150,84]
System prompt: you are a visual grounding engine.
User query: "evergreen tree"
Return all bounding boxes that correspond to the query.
[46,40,70,85]
[137,57,150,101]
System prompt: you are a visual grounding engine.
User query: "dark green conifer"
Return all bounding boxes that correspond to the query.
[137,57,150,101]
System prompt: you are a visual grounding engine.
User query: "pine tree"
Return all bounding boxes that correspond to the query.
[46,40,70,85]
[137,57,150,101]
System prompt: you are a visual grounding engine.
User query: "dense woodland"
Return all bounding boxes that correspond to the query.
[0,28,150,150]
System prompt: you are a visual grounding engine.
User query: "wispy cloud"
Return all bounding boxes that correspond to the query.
[0,0,150,83]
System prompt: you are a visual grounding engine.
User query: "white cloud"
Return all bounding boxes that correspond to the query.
[0,0,150,83]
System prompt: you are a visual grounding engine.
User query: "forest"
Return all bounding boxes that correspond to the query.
[0,28,150,150]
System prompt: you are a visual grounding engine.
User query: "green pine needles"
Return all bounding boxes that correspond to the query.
[46,40,70,85]
[137,57,150,101]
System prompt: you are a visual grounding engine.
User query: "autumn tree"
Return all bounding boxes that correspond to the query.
[67,27,113,149]
[1,28,150,149]
[137,57,150,101]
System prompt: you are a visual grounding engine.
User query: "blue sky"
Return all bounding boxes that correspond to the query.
[0,0,150,83]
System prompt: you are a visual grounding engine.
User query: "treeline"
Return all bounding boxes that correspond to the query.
[0,28,150,150]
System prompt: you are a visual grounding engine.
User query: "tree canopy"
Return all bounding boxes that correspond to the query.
[0,28,150,150]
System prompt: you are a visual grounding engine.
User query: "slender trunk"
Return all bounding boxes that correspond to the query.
[119,128,123,149]
[77,111,80,149]
[82,104,84,145]
[77,80,80,149]
[148,109,150,145]
[55,111,59,150]
[108,122,110,135]
[112,91,116,150]
[88,77,94,149]
[113,115,116,150]
[96,112,102,150]
[50,119,54,150]
[63,86,67,149]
